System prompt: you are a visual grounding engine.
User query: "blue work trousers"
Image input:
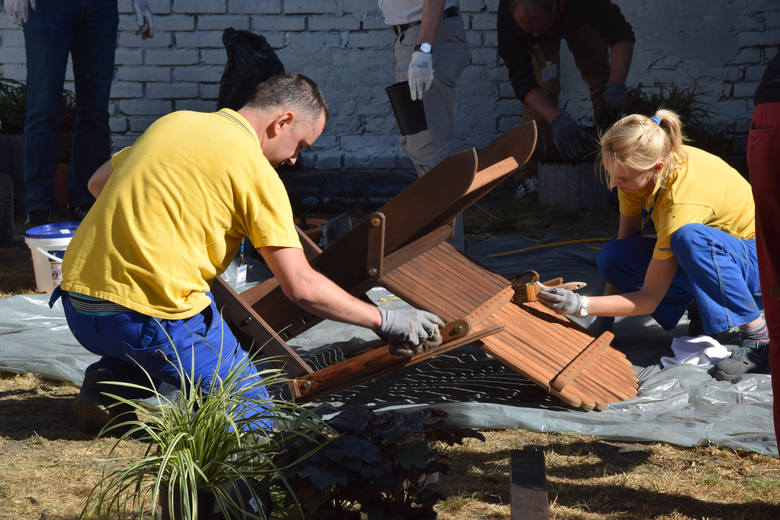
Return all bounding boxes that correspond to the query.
[596,223,762,334]
[23,0,118,212]
[52,288,272,430]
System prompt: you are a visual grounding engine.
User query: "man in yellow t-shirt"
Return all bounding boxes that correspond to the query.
[52,73,444,432]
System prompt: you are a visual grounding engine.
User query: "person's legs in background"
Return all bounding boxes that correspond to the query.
[564,25,612,128]
[22,0,76,224]
[67,0,118,218]
[746,100,780,453]
[393,16,470,251]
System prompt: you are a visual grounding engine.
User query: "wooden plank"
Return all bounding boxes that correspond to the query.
[550,331,615,393]
[211,277,313,377]
[291,323,505,401]
[510,449,549,520]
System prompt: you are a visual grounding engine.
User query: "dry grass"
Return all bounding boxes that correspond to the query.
[1,372,778,519]
[0,214,36,297]
[432,431,780,519]
[2,188,779,519]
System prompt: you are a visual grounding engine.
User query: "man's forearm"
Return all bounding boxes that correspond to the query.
[87,160,114,198]
[290,268,383,329]
[417,0,445,45]
[608,40,633,83]
[523,87,560,123]
[260,246,383,330]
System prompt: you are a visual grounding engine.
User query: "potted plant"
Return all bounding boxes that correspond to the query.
[0,77,27,240]
[0,77,78,216]
[81,350,333,520]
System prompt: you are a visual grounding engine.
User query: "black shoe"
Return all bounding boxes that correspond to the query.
[71,203,92,220]
[73,368,135,433]
[711,337,770,382]
[686,301,704,337]
[25,209,51,227]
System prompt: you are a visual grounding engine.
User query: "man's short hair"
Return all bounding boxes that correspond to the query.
[511,0,555,13]
[246,73,329,121]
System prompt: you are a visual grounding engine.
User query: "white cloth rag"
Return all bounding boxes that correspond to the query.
[660,335,731,368]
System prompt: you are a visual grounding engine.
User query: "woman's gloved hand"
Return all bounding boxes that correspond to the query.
[132,0,154,39]
[4,0,36,26]
[538,287,583,315]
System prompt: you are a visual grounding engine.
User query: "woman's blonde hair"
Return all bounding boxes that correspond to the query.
[598,109,688,189]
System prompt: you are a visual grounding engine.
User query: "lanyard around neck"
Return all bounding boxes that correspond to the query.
[640,167,672,234]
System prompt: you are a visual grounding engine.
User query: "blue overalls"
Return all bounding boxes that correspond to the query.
[50,287,272,430]
[596,223,762,334]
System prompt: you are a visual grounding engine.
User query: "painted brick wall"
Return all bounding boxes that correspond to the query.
[0,0,778,170]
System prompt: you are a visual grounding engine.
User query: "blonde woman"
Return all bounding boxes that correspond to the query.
[538,109,768,381]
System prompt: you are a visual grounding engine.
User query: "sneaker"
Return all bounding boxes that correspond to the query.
[25,209,51,227]
[72,368,134,432]
[711,337,770,382]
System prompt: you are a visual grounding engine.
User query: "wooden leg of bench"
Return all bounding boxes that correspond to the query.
[510,449,549,520]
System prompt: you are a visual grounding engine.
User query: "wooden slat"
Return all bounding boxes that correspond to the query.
[478,302,638,410]
[510,450,549,520]
[291,322,505,401]
[211,278,313,377]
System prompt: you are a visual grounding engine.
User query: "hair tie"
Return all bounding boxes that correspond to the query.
[650,115,661,125]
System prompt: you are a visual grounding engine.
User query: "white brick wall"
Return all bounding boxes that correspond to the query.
[0,0,778,170]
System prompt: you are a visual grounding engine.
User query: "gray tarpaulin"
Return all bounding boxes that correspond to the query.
[0,234,775,456]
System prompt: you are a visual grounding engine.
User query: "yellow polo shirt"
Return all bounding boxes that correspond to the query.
[618,146,755,260]
[61,109,301,319]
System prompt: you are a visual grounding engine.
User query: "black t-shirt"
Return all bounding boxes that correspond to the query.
[755,51,780,105]
[497,0,635,100]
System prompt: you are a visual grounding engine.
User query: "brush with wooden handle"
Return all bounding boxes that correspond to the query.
[509,270,587,304]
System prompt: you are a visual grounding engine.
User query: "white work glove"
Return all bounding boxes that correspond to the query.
[407,51,434,101]
[375,307,445,357]
[538,287,583,315]
[132,0,154,39]
[4,0,36,26]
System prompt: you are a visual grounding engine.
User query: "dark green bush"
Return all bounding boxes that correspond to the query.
[276,407,485,520]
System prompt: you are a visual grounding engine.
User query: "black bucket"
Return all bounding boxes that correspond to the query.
[385,81,427,135]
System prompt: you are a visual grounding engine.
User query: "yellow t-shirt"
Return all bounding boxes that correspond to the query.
[61,109,301,319]
[618,145,755,260]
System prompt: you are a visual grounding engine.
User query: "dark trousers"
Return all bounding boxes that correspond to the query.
[23,0,118,212]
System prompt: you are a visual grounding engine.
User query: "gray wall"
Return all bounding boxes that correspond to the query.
[0,0,778,171]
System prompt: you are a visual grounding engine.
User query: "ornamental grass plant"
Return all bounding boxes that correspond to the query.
[80,345,333,520]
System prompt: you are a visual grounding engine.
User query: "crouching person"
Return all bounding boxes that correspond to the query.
[53,73,444,432]
[537,109,767,381]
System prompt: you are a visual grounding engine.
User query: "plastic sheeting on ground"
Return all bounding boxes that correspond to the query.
[0,234,775,456]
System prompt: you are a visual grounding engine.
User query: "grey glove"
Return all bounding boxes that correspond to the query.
[550,113,587,159]
[376,307,445,357]
[601,82,627,115]
[538,287,582,315]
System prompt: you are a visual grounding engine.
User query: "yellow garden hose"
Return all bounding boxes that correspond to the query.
[487,237,612,258]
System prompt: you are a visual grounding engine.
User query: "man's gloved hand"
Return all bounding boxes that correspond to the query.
[601,82,628,116]
[407,51,434,101]
[538,287,583,315]
[376,307,445,357]
[132,0,154,39]
[550,112,587,159]
[5,0,36,26]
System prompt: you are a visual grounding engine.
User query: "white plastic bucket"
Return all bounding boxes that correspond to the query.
[24,221,79,293]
